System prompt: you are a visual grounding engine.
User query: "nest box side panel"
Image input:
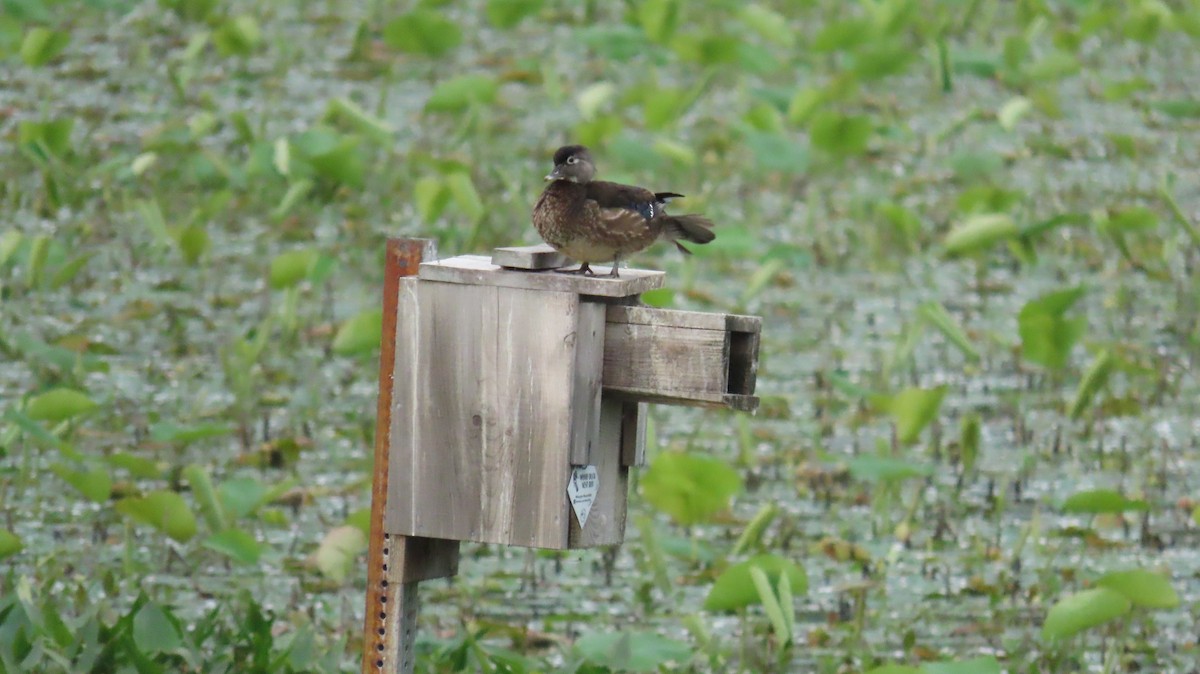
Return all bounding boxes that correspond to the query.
[568,396,630,548]
[385,280,582,549]
[488,286,581,548]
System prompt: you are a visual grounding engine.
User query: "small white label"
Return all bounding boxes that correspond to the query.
[567,465,600,528]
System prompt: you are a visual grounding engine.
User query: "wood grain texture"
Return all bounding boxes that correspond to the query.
[386,283,584,549]
[620,401,648,467]
[568,396,629,547]
[568,300,605,465]
[603,322,730,396]
[492,244,569,270]
[602,307,762,411]
[419,254,664,297]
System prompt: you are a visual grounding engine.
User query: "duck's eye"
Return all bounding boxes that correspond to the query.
[567,156,579,165]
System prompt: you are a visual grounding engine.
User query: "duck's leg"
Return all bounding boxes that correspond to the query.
[606,255,621,278]
[557,262,594,276]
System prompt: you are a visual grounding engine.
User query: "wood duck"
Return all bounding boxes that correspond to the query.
[532,145,716,278]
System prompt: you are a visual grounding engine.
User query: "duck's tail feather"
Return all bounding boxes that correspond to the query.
[661,214,716,254]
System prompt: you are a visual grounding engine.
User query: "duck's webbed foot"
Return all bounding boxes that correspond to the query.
[556,262,594,276]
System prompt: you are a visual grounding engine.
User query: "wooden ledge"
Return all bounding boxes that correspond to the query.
[419,254,664,298]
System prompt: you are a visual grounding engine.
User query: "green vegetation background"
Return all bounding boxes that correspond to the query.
[3,0,1199,671]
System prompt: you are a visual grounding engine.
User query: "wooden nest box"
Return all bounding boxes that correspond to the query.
[383,244,761,550]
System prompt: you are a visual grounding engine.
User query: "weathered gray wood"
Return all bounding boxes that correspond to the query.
[608,304,763,334]
[490,287,577,548]
[602,307,761,411]
[419,255,663,298]
[604,322,729,395]
[386,281,584,549]
[492,244,569,270]
[568,396,629,547]
[620,401,648,467]
[569,301,605,465]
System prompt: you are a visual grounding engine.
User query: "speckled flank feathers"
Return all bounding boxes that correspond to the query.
[532,145,715,278]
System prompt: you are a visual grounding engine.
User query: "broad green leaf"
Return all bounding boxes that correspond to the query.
[576,82,616,120]
[50,463,112,503]
[414,176,450,224]
[917,302,979,361]
[640,288,675,308]
[1103,206,1158,233]
[20,26,69,66]
[1069,350,1114,420]
[324,97,393,144]
[133,600,183,653]
[921,657,1002,674]
[313,525,366,582]
[177,224,209,265]
[575,631,691,672]
[106,452,166,479]
[1018,287,1086,371]
[212,15,261,57]
[486,0,543,28]
[203,528,263,564]
[1150,99,1200,119]
[445,171,484,223]
[865,666,920,674]
[705,554,808,611]
[812,18,872,52]
[150,422,233,444]
[884,385,947,444]
[332,309,383,356]
[641,453,742,526]
[852,41,913,81]
[1042,588,1130,640]
[0,230,21,267]
[943,214,1018,257]
[847,456,933,482]
[26,234,49,286]
[117,491,198,542]
[304,135,364,188]
[637,0,680,44]
[425,74,499,113]
[0,530,23,560]
[809,112,872,156]
[739,4,792,47]
[27,388,97,422]
[219,477,269,519]
[731,502,778,555]
[49,252,92,289]
[787,87,824,125]
[383,10,461,57]
[959,413,980,474]
[744,131,808,175]
[269,248,318,289]
[1097,569,1179,609]
[18,118,74,158]
[998,96,1032,131]
[183,464,227,532]
[1061,488,1148,515]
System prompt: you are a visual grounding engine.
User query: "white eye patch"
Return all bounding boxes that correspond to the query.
[567,156,579,164]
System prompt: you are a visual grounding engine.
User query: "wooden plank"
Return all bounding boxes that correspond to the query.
[386,281,494,541]
[568,396,629,548]
[386,283,581,549]
[419,255,663,298]
[602,388,761,413]
[620,401,648,467]
[492,244,569,270]
[607,305,728,331]
[727,328,760,397]
[490,287,578,548]
[603,322,729,397]
[569,300,605,465]
[363,238,463,674]
[607,305,762,335]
